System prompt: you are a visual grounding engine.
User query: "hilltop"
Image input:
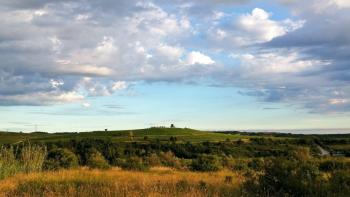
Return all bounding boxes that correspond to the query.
[0,127,246,144]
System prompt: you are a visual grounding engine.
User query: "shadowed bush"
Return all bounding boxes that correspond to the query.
[44,148,79,170]
[191,154,221,171]
[121,156,150,171]
[86,150,110,170]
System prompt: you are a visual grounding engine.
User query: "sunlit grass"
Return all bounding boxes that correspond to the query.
[0,167,243,197]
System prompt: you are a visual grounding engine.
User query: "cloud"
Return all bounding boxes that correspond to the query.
[0,0,213,105]
[0,91,84,106]
[0,0,349,115]
[232,51,327,74]
[241,0,350,113]
[82,102,91,108]
[111,81,128,91]
[186,51,215,65]
[206,8,304,48]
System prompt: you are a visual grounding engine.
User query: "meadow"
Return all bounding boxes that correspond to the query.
[0,167,242,197]
[0,128,247,144]
[1,127,350,196]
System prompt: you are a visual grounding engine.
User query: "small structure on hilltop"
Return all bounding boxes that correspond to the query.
[170,124,175,128]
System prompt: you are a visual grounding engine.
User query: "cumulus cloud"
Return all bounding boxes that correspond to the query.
[0,0,214,105]
[0,91,84,106]
[0,0,349,115]
[232,51,327,74]
[207,8,304,47]
[186,51,215,65]
[248,0,350,113]
[111,81,128,91]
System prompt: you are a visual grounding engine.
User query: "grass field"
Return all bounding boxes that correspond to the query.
[0,167,242,197]
[0,127,249,144]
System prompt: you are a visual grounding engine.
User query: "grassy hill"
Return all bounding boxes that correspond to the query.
[0,127,248,144]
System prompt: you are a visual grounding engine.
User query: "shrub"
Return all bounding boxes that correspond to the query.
[44,148,79,170]
[191,154,221,171]
[86,150,110,169]
[146,153,161,166]
[248,158,264,171]
[121,156,150,171]
[232,159,248,171]
[222,157,248,171]
[329,171,350,195]
[159,151,181,168]
[242,158,325,197]
[319,159,350,172]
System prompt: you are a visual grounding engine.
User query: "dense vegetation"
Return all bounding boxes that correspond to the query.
[1,128,350,196]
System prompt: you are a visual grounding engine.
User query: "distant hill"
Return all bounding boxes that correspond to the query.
[0,127,246,144]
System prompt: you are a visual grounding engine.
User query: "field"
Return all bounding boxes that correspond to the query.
[0,128,248,144]
[1,128,350,196]
[0,167,242,197]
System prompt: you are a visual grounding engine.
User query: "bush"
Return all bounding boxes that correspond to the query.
[232,159,248,171]
[191,154,221,171]
[319,159,350,172]
[44,148,79,170]
[146,153,161,166]
[248,158,264,171]
[121,156,150,171]
[242,158,325,197]
[329,171,350,195]
[222,157,248,171]
[159,151,181,168]
[86,150,110,169]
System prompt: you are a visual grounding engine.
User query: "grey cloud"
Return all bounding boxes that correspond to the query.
[1,0,350,114]
[0,0,217,105]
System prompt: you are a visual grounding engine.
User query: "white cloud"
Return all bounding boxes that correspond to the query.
[334,0,350,8]
[328,98,348,105]
[1,0,349,114]
[186,51,215,65]
[112,81,128,91]
[236,8,304,43]
[0,91,84,106]
[50,79,64,88]
[156,43,184,60]
[235,51,326,74]
[49,36,62,53]
[75,14,89,21]
[82,102,91,108]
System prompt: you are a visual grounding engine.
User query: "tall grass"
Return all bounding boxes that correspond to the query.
[19,144,47,173]
[0,168,243,197]
[0,146,20,179]
[0,144,46,179]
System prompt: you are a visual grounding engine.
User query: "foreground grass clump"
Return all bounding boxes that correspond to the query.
[0,168,242,197]
[0,145,46,179]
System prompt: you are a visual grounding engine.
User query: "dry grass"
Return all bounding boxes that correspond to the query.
[0,145,46,180]
[0,167,243,197]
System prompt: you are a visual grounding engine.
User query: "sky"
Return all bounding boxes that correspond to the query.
[1,0,350,132]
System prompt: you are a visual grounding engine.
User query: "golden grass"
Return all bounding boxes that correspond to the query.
[0,167,243,197]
